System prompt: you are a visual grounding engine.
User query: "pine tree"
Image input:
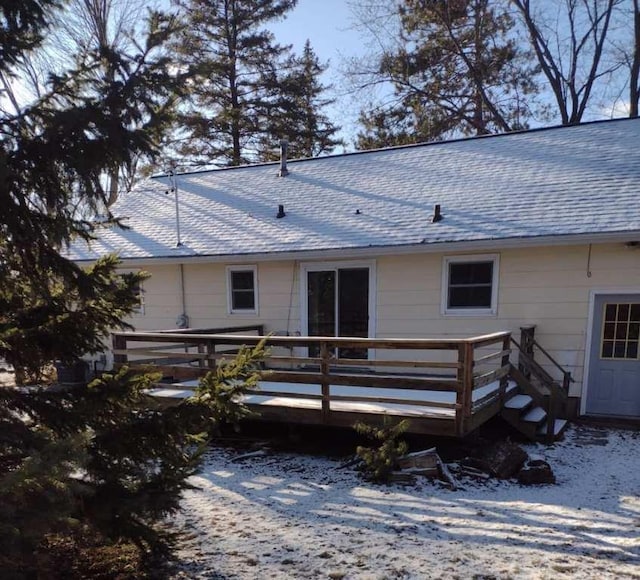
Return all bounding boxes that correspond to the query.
[0,344,266,575]
[354,418,410,484]
[1,257,149,382]
[16,0,164,202]
[0,1,240,575]
[259,40,343,160]
[0,4,179,379]
[172,0,297,167]
[0,6,178,283]
[355,0,539,148]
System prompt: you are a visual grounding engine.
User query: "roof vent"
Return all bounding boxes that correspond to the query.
[432,204,443,223]
[276,204,286,219]
[278,139,289,177]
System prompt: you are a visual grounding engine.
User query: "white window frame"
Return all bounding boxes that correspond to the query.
[131,279,145,315]
[299,260,377,360]
[300,259,377,340]
[441,254,499,316]
[226,265,258,315]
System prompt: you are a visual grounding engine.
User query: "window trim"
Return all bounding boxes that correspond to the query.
[131,279,145,316]
[226,265,258,315]
[441,254,499,316]
[599,301,640,360]
[300,259,377,361]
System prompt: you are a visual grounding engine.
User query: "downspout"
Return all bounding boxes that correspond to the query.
[176,263,189,328]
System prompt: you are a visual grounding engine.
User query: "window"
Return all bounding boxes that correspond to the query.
[227,266,258,314]
[442,255,499,315]
[600,302,640,359]
[131,279,145,314]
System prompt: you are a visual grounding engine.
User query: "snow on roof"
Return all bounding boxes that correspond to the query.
[70,118,640,262]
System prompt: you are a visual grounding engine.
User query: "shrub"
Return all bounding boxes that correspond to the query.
[354,418,410,483]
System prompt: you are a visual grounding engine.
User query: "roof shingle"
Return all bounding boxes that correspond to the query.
[69,118,640,261]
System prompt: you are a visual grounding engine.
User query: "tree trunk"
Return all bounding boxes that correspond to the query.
[631,0,640,117]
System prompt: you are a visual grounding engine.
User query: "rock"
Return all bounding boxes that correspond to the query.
[482,440,528,479]
[518,460,556,485]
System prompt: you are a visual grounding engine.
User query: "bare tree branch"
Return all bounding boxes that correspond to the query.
[512,0,620,124]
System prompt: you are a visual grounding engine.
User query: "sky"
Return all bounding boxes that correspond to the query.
[268,0,632,147]
[269,0,364,62]
[269,0,376,148]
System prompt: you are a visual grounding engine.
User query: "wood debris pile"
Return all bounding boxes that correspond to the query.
[387,440,555,489]
[388,447,459,489]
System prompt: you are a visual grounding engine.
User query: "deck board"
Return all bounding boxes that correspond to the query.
[148,379,515,422]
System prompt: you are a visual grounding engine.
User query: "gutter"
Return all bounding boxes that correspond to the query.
[72,230,640,267]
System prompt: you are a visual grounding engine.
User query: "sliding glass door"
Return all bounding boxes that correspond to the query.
[305,264,372,359]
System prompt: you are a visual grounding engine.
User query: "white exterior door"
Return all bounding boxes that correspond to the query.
[301,261,376,359]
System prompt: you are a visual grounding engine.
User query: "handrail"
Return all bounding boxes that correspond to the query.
[530,336,575,383]
[114,330,511,349]
[158,324,264,335]
[511,334,570,442]
[511,336,573,392]
[511,337,554,381]
[112,328,512,437]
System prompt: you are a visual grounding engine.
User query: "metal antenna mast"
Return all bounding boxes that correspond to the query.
[167,169,182,247]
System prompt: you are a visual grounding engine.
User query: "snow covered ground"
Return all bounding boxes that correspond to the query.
[170,425,640,579]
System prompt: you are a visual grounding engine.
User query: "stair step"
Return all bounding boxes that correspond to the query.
[536,418,569,437]
[147,383,197,400]
[522,406,547,423]
[506,380,518,394]
[504,394,533,410]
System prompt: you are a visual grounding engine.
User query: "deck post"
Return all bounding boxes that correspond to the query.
[206,340,216,370]
[519,325,536,378]
[456,342,474,436]
[197,342,205,369]
[320,341,331,423]
[112,333,127,367]
[546,385,557,443]
[499,333,511,404]
[463,342,474,419]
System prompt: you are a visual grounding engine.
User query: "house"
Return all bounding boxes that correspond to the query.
[70,118,640,422]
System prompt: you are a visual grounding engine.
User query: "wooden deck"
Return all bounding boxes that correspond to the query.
[112,328,515,437]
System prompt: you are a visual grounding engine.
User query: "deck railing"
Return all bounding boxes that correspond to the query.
[112,329,512,436]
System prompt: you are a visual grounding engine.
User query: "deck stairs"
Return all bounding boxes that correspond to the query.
[500,331,573,442]
[501,391,569,442]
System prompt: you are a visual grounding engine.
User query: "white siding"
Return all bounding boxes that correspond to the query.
[130,261,301,336]
[125,242,640,398]
[129,265,182,330]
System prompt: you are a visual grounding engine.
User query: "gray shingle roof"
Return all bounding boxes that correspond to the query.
[70,118,640,261]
